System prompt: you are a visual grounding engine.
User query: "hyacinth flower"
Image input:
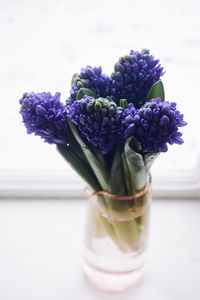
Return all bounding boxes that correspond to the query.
[111,49,164,107]
[68,95,122,154]
[120,98,187,154]
[66,65,111,105]
[19,92,68,144]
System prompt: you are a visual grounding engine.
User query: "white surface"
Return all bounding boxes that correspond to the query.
[0,0,200,198]
[0,198,199,300]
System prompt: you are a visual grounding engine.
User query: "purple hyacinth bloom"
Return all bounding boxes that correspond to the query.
[120,98,187,153]
[111,49,164,107]
[19,92,68,144]
[68,96,122,153]
[68,66,111,104]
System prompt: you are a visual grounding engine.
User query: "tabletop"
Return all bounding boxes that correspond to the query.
[0,198,199,300]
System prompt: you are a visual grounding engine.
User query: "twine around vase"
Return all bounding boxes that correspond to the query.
[84,182,151,222]
[85,181,150,202]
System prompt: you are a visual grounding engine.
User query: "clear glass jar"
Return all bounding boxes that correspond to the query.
[81,184,151,293]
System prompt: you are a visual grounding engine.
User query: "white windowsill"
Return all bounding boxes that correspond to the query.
[0,198,199,300]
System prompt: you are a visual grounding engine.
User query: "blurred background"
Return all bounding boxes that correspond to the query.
[0,0,199,198]
[0,1,200,300]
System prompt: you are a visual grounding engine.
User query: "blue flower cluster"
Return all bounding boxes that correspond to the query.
[111,49,164,107]
[120,98,187,152]
[19,92,68,144]
[68,96,122,153]
[67,66,111,104]
[19,49,187,154]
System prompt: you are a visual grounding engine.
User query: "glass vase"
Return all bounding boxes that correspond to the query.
[81,183,151,293]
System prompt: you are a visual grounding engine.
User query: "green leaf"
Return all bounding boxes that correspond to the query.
[144,152,160,174]
[127,137,142,153]
[66,123,104,188]
[67,117,109,190]
[119,99,128,108]
[124,137,146,193]
[121,152,132,195]
[108,143,127,196]
[56,145,101,191]
[142,81,165,105]
[76,88,97,100]
[71,73,79,87]
[66,124,88,163]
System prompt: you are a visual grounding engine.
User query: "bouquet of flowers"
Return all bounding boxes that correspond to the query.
[19,49,187,253]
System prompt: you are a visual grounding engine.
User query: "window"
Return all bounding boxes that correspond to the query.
[1,0,199,198]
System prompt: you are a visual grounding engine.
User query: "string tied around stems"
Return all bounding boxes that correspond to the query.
[91,185,149,201]
[85,181,150,201]
[84,183,151,222]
